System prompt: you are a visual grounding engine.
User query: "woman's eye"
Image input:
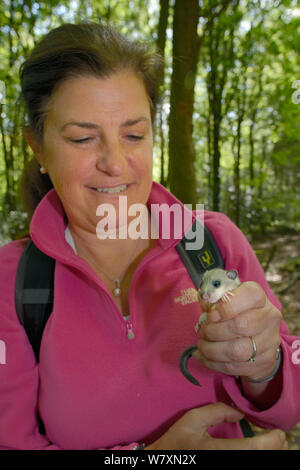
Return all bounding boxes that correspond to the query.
[71,137,93,144]
[126,134,144,142]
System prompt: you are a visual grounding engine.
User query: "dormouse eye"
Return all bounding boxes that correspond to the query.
[213,280,221,288]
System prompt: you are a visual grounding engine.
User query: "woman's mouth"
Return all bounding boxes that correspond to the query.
[89,184,129,194]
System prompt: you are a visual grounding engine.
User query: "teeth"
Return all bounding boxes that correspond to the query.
[96,184,128,194]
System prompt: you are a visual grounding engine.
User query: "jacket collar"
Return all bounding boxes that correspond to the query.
[30,181,196,261]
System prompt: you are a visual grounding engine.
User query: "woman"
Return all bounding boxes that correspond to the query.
[0,22,298,450]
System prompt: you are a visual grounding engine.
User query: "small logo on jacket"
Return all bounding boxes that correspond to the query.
[198,249,215,268]
[174,288,198,306]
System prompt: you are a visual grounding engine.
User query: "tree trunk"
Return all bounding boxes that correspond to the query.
[205,2,237,212]
[168,0,234,206]
[168,0,200,205]
[248,67,263,189]
[156,0,170,187]
[0,104,11,213]
[206,111,213,206]
[249,114,256,187]
[233,85,246,226]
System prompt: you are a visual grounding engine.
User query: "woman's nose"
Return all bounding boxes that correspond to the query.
[96,139,126,176]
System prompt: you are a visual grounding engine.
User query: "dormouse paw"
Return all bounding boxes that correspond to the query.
[195,312,208,333]
[221,291,234,303]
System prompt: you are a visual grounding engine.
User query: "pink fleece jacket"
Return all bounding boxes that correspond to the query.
[0,182,300,450]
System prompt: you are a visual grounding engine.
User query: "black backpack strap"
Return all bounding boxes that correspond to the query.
[175,218,224,289]
[15,240,55,363]
[239,415,254,438]
[176,218,254,438]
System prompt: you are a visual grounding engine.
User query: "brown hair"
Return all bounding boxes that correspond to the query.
[19,21,163,219]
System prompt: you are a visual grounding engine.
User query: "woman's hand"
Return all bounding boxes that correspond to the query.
[195,282,282,382]
[145,402,287,450]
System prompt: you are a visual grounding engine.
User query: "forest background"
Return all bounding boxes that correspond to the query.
[1,0,300,447]
[0,0,300,241]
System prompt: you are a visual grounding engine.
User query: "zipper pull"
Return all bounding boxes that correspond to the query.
[126,320,135,339]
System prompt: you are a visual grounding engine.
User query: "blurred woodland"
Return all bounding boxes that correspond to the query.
[1,0,300,448]
[0,0,299,242]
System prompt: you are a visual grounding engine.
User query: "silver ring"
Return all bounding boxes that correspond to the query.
[247,336,257,363]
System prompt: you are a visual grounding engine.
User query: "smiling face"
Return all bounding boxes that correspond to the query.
[28,71,153,235]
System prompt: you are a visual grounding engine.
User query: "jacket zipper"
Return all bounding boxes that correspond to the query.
[125,319,135,340]
[123,242,165,340]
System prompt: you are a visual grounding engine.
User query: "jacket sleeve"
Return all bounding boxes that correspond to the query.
[0,240,139,450]
[204,212,300,431]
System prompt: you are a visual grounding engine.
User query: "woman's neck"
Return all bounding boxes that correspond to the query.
[67,219,154,281]
[68,221,156,317]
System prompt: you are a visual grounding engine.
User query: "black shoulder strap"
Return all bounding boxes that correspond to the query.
[15,240,55,362]
[175,218,224,289]
[176,218,254,439]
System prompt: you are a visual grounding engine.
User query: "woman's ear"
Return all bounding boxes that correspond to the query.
[24,127,43,165]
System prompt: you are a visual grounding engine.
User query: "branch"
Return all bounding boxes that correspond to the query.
[197,0,235,51]
[277,272,300,295]
[0,104,8,164]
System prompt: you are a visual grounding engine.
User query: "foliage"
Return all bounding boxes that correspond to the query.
[0,0,299,241]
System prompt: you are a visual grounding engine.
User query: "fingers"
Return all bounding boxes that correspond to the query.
[197,326,281,364]
[187,402,287,450]
[203,285,281,330]
[251,429,288,450]
[201,307,278,342]
[206,282,268,322]
[206,429,287,450]
[193,347,279,378]
[195,281,283,380]
[150,402,288,450]
[184,402,245,431]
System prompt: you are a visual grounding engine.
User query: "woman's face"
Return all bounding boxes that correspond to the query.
[31,71,153,235]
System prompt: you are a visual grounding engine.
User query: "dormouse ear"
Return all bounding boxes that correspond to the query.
[227,269,238,280]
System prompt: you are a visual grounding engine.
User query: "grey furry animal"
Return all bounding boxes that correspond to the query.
[180,269,241,386]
